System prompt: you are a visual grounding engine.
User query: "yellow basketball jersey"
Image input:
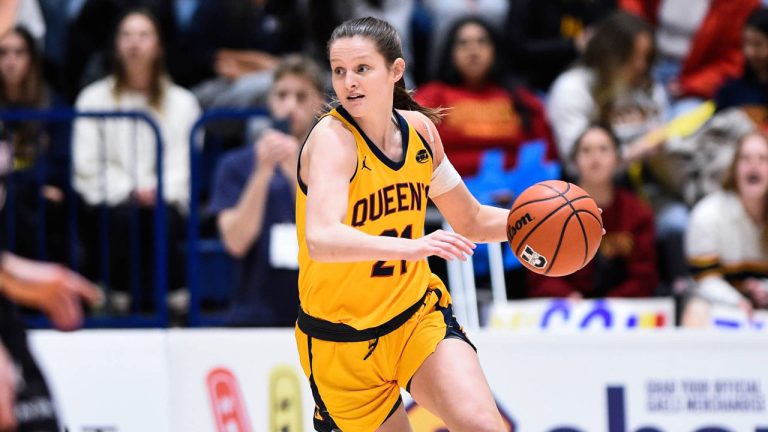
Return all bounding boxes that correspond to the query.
[296,107,438,329]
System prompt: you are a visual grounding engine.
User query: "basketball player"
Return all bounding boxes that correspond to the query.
[296,17,512,432]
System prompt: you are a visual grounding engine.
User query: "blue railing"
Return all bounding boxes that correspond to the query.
[0,108,169,327]
[186,107,270,326]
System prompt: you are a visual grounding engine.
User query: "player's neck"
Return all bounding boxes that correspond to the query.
[580,181,614,208]
[355,107,400,153]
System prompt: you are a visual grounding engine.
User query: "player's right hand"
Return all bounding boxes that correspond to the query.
[409,229,475,262]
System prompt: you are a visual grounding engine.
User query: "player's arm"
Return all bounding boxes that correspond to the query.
[0,252,102,331]
[403,111,509,243]
[302,117,473,262]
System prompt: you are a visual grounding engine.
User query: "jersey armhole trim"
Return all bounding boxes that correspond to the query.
[297,114,359,196]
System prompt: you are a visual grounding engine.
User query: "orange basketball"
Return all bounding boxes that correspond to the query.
[506,180,603,276]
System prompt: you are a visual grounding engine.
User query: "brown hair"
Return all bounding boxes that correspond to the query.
[723,131,768,250]
[0,26,47,108]
[582,12,655,125]
[327,17,443,123]
[112,9,168,111]
[273,54,325,95]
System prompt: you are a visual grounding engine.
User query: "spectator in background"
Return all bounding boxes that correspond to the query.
[208,55,325,326]
[0,26,71,263]
[175,0,306,108]
[716,7,768,121]
[621,0,759,116]
[422,0,509,78]
[505,0,617,93]
[686,131,768,314]
[548,11,666,170]
[548,12,690,294]
[73,9,200,311]
[415,17,557,178]
[527,125,658,299]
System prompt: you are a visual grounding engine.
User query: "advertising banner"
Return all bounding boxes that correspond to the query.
[29,329,768,432]
[488,298,675,331]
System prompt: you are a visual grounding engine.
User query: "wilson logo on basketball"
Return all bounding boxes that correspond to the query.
[507,213,533,240]
[520,245,547,269]
[415,149,430,163]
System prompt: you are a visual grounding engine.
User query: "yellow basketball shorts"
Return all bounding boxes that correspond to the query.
[295,287,475,432]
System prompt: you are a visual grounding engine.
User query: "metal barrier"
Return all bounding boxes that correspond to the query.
[0,109,169,327]
[186,107,269,326]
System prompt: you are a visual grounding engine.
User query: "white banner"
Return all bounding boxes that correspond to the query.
[29,329,768,432]
[489,298,675,331]
[29,330,171,432]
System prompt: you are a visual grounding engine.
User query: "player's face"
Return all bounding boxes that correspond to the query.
[743,27,768,78]
[329,36,402,117]
[621,32,652,86]
[116,14,162,69]
[736,134,768,200]
[0,32,30,89]
[574,127,619,185]
[268,74,323,138]
[452,23,494,84]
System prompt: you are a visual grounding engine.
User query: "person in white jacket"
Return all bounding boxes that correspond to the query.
[686,131,768,315]
[72,8,201,312]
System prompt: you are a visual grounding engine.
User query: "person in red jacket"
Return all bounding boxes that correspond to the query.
[621,0,759,103]
[414,16,557,178]
[527,125,659,299]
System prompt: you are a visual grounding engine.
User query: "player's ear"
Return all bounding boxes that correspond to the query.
[392,58,405,83]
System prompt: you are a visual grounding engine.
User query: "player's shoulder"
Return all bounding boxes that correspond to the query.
[398,109,435,140]
[305,112,357,153]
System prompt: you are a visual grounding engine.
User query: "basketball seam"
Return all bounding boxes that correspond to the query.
[537,182,589,272]
[543,211,578,275]
[575,209,603,267]
[509,195,566,215]
[513,195,592,256]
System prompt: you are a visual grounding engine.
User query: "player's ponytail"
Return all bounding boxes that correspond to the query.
[393,76,442,124]
[329,17,443,124]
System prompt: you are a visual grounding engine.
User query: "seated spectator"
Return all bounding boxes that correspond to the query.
[686,131,768,314]
[505,0,617,92]
[549,12,692,294]
[72,9,201,311]
[621,0,759,116]
[207,55,325,326]
[175,0,307,108]
[548,11,666,172]
[421,0,509,78]
[414,17,557,178]
[0,26,70,262]
[716,7,768,121]
[527,125,658,299]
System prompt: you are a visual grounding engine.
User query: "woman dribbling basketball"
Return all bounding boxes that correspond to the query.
[295,17,511,432]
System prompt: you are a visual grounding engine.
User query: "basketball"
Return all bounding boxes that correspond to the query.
[506,180,603,276]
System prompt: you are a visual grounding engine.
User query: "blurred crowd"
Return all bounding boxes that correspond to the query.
[2,0,768,327]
